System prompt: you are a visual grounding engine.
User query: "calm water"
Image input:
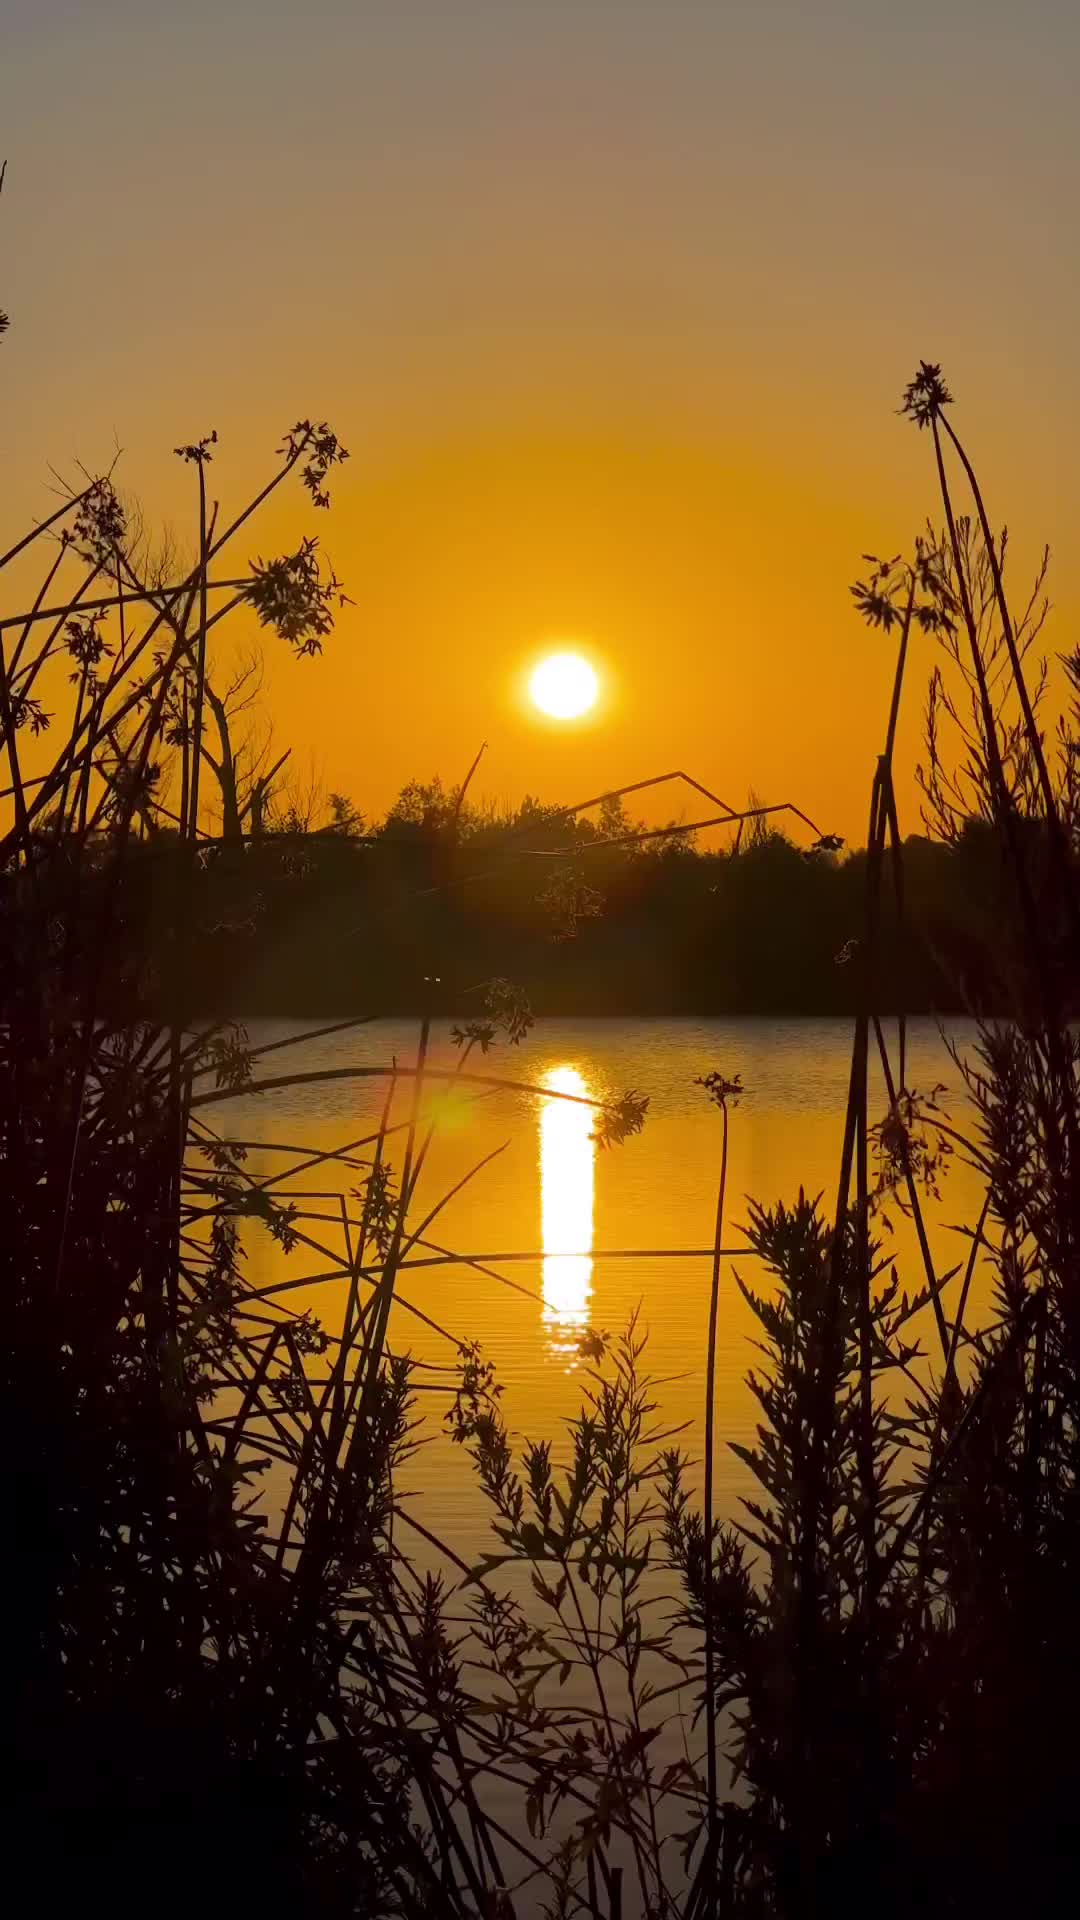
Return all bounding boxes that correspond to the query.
[226,1015,988,1559]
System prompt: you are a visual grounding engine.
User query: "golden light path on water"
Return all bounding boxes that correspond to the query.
[539,1065,595,1361]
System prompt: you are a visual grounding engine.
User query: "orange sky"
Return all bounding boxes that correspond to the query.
[3,1,1076,843]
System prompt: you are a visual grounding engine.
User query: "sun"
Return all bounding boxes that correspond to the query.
[529,651,599,720]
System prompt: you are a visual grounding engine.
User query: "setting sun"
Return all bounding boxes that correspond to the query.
[529,651,600,720]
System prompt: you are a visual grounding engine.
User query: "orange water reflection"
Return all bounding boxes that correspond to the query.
[539,1065,595,1361]
[232,1017,993,1552]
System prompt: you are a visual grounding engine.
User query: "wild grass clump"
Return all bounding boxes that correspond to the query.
[648,363,1080,1918]
[0,403,665,1912]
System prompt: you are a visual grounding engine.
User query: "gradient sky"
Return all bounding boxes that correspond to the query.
[2,1,1076,841]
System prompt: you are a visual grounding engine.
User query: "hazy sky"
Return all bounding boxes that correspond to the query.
[2,1,1076,839]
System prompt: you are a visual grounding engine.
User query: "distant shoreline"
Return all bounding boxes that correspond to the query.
[184,982,973,1023]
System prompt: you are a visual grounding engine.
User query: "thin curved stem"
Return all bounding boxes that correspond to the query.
[702,1096,731,1911]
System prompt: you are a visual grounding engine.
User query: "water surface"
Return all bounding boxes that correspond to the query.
[226,1015,988,1558]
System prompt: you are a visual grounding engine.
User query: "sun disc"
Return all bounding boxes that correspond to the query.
[530,651,599,720]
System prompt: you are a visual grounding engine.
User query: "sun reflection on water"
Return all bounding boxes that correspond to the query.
[540,1065,595,1362]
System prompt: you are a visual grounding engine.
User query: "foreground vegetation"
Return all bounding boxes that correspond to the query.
[3,349,1079,1918]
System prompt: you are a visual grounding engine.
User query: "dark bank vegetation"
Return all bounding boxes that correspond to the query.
[3,313,1079,1919]
[37,754,1044,1021]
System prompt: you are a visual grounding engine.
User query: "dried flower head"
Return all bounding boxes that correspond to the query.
[451,1021,497,1054]
[351,1160,398,1260]
[445,1339,504,1448]
[870,1084,952,1210]
[695,1070,743,1111]
[281,419,350,509]
[73,478,126,563]
[206,1023,254,1092]
[291,1309,330,1357]
[577,1328,610,1363]
[851,539,958,646]
[244,537,349,656]
[592,1089,649,1150]
[900,360,953,429]
[174,430,218,466]
[7,693,51,735]
[851,554,906,632]
[65,612,111,671]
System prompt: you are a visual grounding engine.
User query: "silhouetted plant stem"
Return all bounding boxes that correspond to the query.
[815,580,913,1894]
[856,778,885,1541]
[562,1555,654,1914]
[0,635,28,843]
[702,1086,733,1908]
[871,1013,949,1359]
[400,1139,509,1264]
[178,672,190,848]
[54,662,88,841]
[8,523,247,848]
[191,1060,650,1115]
[943,1195,991,1403]
[881,777,908,1086]
[112,551,128,662]
[4,541,67,681]
[930,421,1008,796]
[451,738,487,833]
[205,435,305,563]
[881,1288,1043,1591]
[401,1027,483,1212]
[50,661,178,1301]
[930,408,1080,1304]
[347,1023,432,1568]
[929,414,1055,993]
[883,573,916,766]
[1022,1289,1048,1543]
[0,478,96,572]
[914,1196,991,1608]
[10,569,113,715]
[0,576,250,635]
[185,457,211,843]
[384,1579,510,1899]
[75,685,95,839]
[618,1544,668,1910]
[940,414,1065,843]
[344,1078,396,1347]
[363,1651,486,1912]
[798,756,885,1882]
[1,599,184,851]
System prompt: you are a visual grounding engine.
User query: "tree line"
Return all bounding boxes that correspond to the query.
[84,767,1011,1019]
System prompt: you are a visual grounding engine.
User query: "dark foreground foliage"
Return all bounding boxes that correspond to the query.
[3,358,1079,1919]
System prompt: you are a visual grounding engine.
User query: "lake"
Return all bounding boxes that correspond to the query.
[223,1014,989,1563]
